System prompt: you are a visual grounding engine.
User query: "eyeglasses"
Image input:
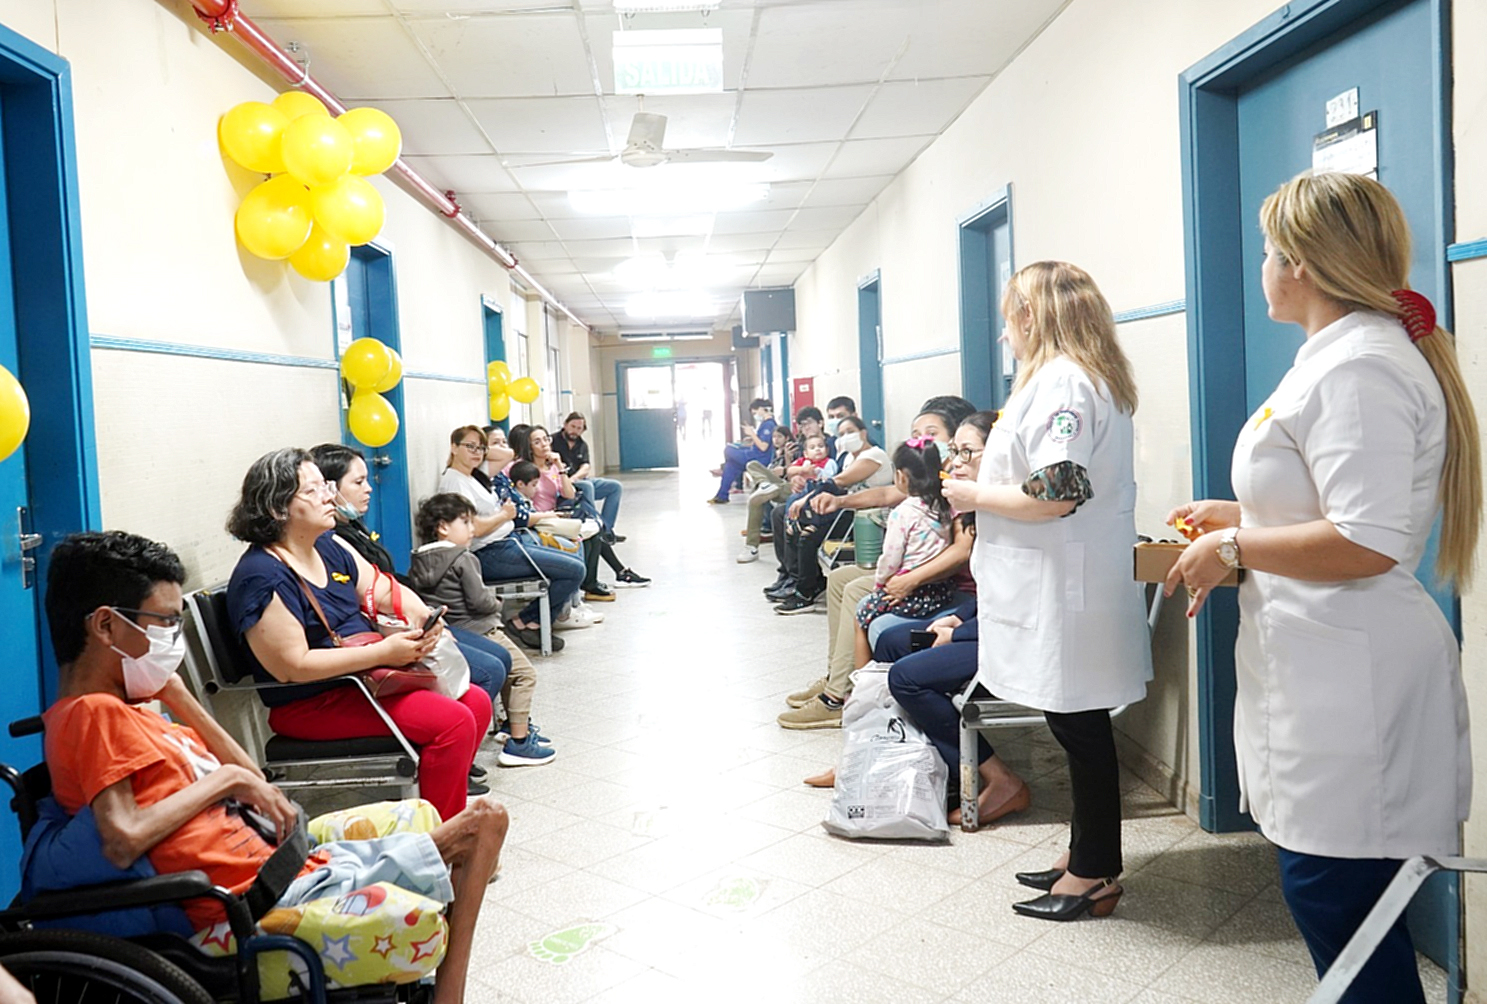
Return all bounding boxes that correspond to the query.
[296,480,337,500]
[458,442,485,452]
[950,446,985,463]
[110,607,185,643]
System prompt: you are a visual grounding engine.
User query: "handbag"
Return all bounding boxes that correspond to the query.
[273,553,440,700]
[360,567,471,700]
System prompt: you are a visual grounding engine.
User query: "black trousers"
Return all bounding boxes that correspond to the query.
[1045,708,1122,878]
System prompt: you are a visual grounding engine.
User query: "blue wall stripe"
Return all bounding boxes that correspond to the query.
[90,334,483,384]
[881,346,958,366]
[1447,238,1487,263]
[1112,299,1186,324]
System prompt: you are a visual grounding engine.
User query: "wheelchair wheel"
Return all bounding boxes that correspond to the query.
[0,928,214,1004]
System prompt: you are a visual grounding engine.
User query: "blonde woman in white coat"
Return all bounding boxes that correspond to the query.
[943,261,1151,922]
[1167,171,1481,1004]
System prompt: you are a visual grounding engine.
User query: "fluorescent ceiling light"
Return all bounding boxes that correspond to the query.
[614,253,736,289]
[626,291,716,319]
[570,184,767,216]
[632,214,714,239]
[613,1,722,13]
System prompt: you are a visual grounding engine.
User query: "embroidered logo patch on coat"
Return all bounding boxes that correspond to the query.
[1047,409,1083,443]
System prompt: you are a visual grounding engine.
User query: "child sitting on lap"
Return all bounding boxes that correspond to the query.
[852,439,955,660]
[409,494,556,768]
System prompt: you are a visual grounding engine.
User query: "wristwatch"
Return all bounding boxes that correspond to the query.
[1216,528,1242,570]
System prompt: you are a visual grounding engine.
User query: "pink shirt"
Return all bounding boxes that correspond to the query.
[501,459,565,512]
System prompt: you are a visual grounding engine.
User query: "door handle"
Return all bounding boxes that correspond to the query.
[17,507,40,590]
[370,455,393,468]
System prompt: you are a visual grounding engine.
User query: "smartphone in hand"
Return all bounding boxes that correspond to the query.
[909,629,936,652]
[421,605,448,634]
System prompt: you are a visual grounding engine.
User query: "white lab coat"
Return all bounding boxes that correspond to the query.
[1230,310,1469,859]
[973,356,1152,713]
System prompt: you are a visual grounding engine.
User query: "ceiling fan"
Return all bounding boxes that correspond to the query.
[517,110,773,169]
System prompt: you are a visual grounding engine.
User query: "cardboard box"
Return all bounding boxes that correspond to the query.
[1133,541,1241,587]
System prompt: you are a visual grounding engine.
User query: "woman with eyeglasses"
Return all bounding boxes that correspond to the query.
[225,448,492,823]
[438,425,587,650]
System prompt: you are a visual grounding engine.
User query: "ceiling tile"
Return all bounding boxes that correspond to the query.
[850,77,990,141]
[748,1,923,89]
[754,143,839,183]
[358,99,492,156]
[483,219,559,243]
[467,97,610,156]
[888,0,1068,81]
[549,217,636,241]
[800,175,895,207]
[710,209,796,235]
[506,240,573,261]
[462,192,543,221]
[560,237,641,258]
[788,205,867,231]
[633,236,709,256]
[401,155,520,194]
[765,247,824,265]
[770,228,835,250]
[758,182,813,211]
[409,13,596,98]
[705,233,778,254]
[824,136,932,178]
[252,17,451,100]
[571,256,635,274]
[732,86,876,147]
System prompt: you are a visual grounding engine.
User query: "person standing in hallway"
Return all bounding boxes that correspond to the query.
[942,261,1149,922]
[1167,171,1480,1004]
[554,412,625,543]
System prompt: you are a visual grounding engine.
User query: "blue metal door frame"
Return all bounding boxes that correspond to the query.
[1181,0,1458,992]
[482,299,506,431]
[856,273,884,436]
[341,244,413,565]
[958,187,1014,410]
[0,21,100,900]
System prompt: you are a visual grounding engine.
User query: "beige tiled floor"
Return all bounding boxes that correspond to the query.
[461,470,1447,1003]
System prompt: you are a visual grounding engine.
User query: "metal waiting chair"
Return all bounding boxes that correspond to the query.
[954,583,1166,830]
[182,585,420,799]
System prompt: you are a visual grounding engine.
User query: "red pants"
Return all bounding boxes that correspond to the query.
[268,684,492,823]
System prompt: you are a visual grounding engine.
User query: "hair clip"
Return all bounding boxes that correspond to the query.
[904,435,930,449]
[1391,289,1436,343]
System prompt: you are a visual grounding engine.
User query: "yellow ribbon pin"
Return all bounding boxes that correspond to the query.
[1253,407,1273,430]
[331,572,351,583]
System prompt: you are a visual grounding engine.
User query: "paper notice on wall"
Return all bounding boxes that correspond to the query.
[1312,111,1378,179]
[1325,88,1359,128]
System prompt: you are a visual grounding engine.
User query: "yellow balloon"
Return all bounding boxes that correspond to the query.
[219,101,288,174]
[0,364,30,463]
[281,114,354,188]
[235,175,313,260]
[508,376,540,404]
[340,337,392,388]
[487,360,511,385]
[338,107,403,176]
[288,224,349,282]
[272,91,329,121]
[309,174,385,246]
[489,394,511,423]
[348,391,399,448]
[371,347,403,394]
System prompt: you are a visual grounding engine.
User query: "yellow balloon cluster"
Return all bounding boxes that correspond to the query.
[486,361,540,421]
[220,92,401,282]
[0,364,30,463]
[340,338,403,447]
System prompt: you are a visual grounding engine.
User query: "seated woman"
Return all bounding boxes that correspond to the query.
[225,448,493,824]
[308,443,510,757]
[771,415,894,612]
[509,423,650,596]
[438,426,587,650]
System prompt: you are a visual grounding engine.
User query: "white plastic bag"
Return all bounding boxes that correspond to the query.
[823,697,950,842]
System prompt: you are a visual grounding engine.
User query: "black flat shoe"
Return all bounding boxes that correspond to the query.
[1012,877,1122,922]
[1015,868,1066,891]
[469,764,489,781]
[467,778,491,797]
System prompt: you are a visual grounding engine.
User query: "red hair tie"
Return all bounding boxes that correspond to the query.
[1391,289,1436,343]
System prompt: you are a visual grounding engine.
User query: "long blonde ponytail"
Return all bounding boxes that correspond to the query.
[1261,171,1482,585]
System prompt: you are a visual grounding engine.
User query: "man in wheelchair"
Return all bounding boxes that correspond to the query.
[36,531,506,1003]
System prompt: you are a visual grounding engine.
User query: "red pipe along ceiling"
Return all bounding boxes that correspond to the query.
[189,0,587,331]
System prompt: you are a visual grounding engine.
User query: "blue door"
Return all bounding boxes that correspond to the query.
[616,362,679,470]
[482,302,506,431]
[959,191,1014,409]
[1187,0,1456,988]
[857,275,884,437]
[339,247,413,566]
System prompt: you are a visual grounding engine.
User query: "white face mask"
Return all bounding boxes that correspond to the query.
[825,417,841,436]
[837,431,864,454]
[334,496,362,522]
[110,610,185,700]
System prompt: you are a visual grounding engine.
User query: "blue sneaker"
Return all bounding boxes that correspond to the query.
[498,733,556,767]
[499,721,551,745]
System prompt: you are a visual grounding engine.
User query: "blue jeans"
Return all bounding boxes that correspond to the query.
[1276,849,1425,1004]
[576,478,623,531]
[887,641,985,772]
[473,535,585,623]
[450,626,511,707]
[713,444,764,501]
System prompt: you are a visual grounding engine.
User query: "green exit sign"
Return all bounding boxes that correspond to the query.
[614,29,724,95]
[651,346,674,358]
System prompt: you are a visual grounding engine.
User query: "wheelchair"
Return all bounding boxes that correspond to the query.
[0,716,431,1004]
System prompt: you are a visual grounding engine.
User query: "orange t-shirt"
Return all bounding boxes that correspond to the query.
[42,694,285,931]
